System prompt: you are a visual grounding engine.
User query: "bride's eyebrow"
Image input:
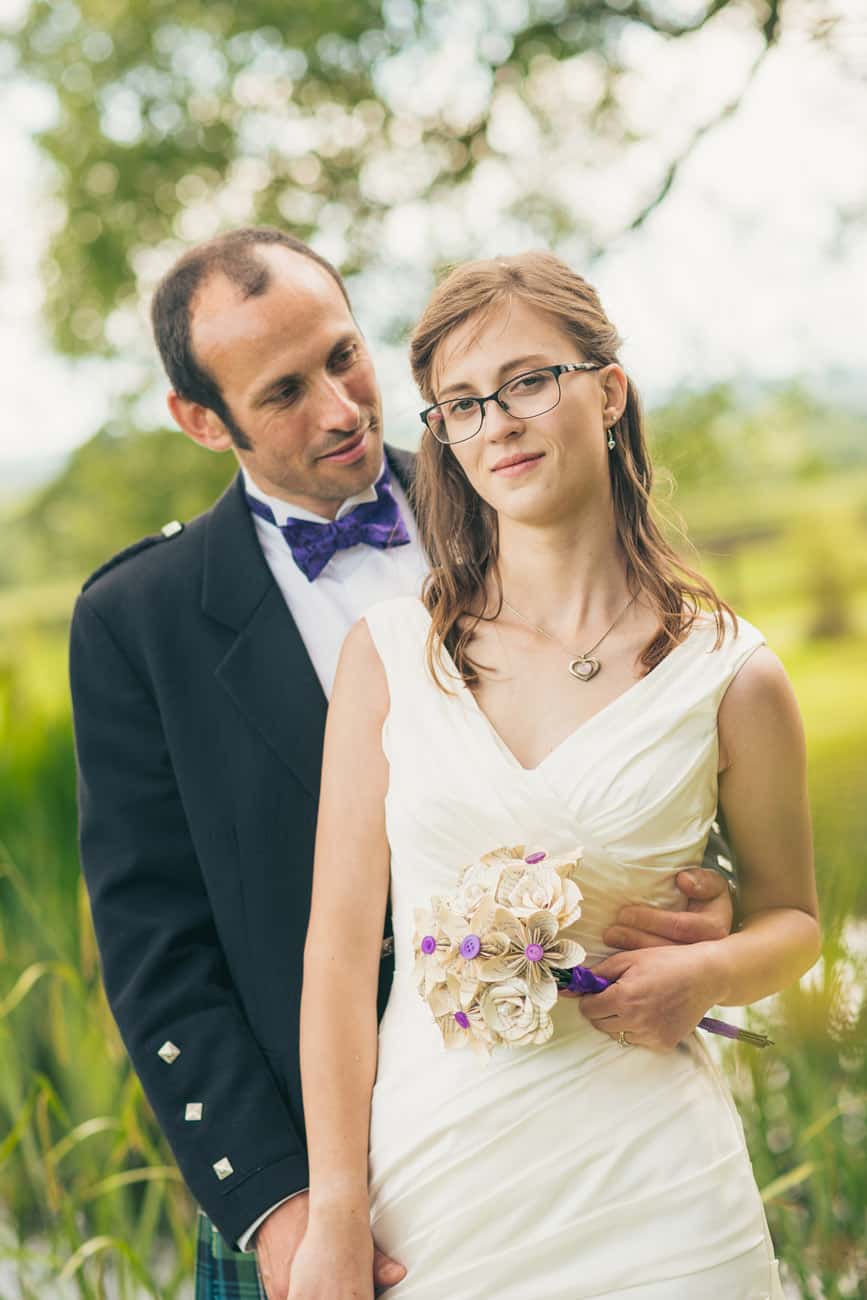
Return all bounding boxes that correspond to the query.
[438,353,548,400]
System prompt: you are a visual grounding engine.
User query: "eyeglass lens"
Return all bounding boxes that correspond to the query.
[428,369,561,442]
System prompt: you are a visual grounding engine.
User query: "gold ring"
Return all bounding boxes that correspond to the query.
[617,1030,631,1047]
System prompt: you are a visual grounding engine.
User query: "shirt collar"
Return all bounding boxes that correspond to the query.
[241,463,382,528]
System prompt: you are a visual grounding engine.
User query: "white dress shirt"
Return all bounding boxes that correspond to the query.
[240,464,428,697]
[237,462,427,1249]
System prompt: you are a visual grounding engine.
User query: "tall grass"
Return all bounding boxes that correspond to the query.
[0,669,194,1298]
[754,658,867,1297]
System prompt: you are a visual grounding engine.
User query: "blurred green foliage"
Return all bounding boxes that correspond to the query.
[4,0,784,358]
[648,381,867,490]
[0,711,194,1298]
[0,429,235,588]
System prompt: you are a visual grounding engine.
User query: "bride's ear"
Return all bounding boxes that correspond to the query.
[600,365,628,427]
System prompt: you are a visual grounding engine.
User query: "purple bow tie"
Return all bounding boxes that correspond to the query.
[246,464,411,582]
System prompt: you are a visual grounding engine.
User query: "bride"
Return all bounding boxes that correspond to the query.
[287,251,819,1299]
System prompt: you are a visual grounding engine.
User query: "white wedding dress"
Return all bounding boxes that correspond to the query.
[364,595,783,1299]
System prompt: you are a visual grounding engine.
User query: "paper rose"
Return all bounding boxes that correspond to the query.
[498,862,583,927]
[479,976,555,1047]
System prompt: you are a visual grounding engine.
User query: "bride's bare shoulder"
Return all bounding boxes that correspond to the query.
[718,646,804,771]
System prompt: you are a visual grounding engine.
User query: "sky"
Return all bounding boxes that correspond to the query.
[0,0,865,477]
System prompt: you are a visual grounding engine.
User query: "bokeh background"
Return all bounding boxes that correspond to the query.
[1,1,865,1296]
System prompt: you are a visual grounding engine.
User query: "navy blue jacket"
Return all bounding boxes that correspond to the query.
[69,449,413,1245]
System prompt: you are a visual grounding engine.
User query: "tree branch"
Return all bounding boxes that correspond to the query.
[609,0,783,245]
[599,0,736,40]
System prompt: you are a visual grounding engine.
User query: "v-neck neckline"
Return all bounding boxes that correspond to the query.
[418,600,697,775]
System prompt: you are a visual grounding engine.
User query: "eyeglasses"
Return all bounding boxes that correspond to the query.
[420,362,602,445]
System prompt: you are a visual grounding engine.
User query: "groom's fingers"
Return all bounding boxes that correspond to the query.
[607,904,726,947]
[676,866,728,902]
[373,1248,406,1291]
[602,922,674,950]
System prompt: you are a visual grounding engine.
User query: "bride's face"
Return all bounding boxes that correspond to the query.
[431,300,624,529]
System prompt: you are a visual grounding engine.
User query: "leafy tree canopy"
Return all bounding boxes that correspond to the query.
[7,0,784,357]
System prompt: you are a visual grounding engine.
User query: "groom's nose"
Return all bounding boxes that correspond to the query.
[316,373,361,431]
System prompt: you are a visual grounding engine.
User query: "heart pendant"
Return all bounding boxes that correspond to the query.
[568,656,601,682]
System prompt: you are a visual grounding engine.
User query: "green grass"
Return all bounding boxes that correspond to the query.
[0,633,195,1297]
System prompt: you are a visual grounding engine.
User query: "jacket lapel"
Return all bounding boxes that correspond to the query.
[200,447,418,800]
[386,443,416,503]
[201,474,327,800]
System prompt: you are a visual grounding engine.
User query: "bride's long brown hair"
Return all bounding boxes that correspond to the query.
[408,251,734,689]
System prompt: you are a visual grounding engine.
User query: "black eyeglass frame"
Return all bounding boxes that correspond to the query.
[420,362,603,445]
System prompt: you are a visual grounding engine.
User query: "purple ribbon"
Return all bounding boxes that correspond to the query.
[246,462,410,581]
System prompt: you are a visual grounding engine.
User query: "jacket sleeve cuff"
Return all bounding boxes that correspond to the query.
[211,1153,310,1249]
[237,1188,308,1252]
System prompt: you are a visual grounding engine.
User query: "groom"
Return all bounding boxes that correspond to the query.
[69,227,735,1300]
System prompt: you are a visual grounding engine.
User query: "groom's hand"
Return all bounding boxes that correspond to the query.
[602,868,733,951]
[257,1194,309,1300]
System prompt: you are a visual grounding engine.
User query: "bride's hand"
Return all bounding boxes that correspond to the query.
[287,1209,374,1300]
[287,1209,406,1300]
[578,942,727,1051]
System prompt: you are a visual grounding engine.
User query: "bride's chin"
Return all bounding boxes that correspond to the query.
[492,492,559,525]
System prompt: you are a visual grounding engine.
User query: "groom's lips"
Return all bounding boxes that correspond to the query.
[318,427,370,464]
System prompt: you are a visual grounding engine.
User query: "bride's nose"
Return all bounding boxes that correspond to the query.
[479,397,524,442]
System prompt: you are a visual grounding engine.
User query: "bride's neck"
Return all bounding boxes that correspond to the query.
[492,513,632,631]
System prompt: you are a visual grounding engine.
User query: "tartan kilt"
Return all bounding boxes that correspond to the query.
[194,1213,266,1300]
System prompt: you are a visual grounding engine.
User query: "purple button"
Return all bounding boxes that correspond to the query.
[454,1011,469,1029]
[525,943,545,962]
[420,935,437,955]
[460,934,482,960]
[524,850,547,864]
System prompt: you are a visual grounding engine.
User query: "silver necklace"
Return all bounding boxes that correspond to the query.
[500,591,639,682]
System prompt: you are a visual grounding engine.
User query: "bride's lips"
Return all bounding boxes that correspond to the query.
[491,452,545,477]
[318,427,370,464]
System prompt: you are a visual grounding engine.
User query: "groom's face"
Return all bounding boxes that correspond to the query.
[185,246,384,514]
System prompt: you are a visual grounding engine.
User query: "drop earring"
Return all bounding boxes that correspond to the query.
[607,426,616,451]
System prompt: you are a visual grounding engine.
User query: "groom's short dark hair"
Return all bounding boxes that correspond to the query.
[151,227,351,447]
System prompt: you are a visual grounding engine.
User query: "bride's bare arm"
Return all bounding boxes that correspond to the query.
[289,619,404,1300]
[705,644,820,1004]
[584,646,820,1048]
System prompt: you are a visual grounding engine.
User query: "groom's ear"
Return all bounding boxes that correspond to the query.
[168,391,235,453]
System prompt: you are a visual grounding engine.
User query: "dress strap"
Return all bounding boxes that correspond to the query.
[673,613,766,712]
[364,595,436,699]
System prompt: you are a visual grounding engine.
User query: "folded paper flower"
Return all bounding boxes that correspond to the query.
[478,909,586,1012]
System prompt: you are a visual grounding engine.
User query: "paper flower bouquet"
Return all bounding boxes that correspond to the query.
[413,844,772,1057]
